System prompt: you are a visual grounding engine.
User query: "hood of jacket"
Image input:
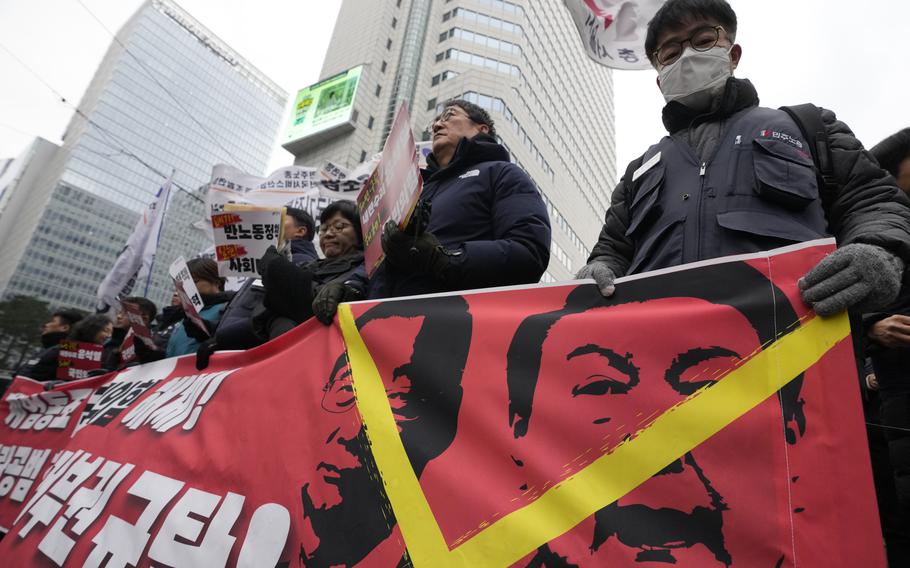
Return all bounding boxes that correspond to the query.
[662,77,759,135]
[424,133,510,182]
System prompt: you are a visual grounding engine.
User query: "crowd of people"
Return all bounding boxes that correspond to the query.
[5,0,910,563]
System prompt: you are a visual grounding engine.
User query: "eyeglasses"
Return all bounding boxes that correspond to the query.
[654,25,726,66]
[428,107,471,132]
[319,221,354,235]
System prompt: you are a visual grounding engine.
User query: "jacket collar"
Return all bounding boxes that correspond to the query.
[662,77,760,134]
[424,133,510,182]
[41,331,68,349]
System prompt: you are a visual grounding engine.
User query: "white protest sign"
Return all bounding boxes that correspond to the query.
[168,256,209,336]
[212,207,284,277]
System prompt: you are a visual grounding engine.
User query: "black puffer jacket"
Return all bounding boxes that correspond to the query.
[15,331,67,382]
[368,133,551,298]
[589,77,910,276]
[253,249,367,336]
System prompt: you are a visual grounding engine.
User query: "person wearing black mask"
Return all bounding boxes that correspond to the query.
[15,308,85,382]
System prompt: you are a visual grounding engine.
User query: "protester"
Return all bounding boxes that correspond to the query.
[166,258,234,357]
[69,314,114,346]
[14,308,85,382]
[865,129,910,521]
[101,296,158,369]
[373,99,551,298]
[576,0,910,322]
[253,200,367,338]
[212,207,318,351]
[150,292,184,351]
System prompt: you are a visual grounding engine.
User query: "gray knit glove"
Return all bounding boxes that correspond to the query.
[799,244,904,317]
[575,257,617,297]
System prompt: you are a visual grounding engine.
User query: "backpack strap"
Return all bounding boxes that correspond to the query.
[778,104,838,212]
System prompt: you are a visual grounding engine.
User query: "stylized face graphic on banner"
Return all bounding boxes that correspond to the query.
[507,263,806,566]
[299,295,473,568]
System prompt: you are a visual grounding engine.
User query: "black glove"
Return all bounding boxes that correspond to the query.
[183,315,215,342]
[195,337,219,370]
[258,247,314,322]
[312,282,364,325]
[380,221,455,281]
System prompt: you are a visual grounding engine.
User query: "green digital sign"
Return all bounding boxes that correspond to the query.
[284,65,363,146]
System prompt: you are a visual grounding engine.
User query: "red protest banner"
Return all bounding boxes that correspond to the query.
[55,340,104,381]
[0,240,885,567]
[357,102,423,276]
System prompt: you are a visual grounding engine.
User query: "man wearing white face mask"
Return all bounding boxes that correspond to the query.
[577,0,910,321]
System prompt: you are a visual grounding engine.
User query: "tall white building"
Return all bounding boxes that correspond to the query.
[283,0,616,281]
[0,0,287,311]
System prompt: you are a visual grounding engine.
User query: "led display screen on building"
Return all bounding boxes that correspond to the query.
[283,65,363,146]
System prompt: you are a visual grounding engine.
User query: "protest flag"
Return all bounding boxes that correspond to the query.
[563,0,665,69]
[95,176,173,316]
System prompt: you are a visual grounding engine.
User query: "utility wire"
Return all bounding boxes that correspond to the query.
[0,39,204,204]
[73,0,245,167]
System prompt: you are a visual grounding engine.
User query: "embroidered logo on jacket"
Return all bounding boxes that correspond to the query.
[459,169,480,179]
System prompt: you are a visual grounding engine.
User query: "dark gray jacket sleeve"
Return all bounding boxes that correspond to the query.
[587,173,635,277]
[822,108,910,262]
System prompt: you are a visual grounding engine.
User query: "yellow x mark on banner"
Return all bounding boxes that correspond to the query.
[338,303,850,567]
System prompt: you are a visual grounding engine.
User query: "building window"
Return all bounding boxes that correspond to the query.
[360,150,367,162]
[427,98,437,110]
[386,38,393,50]
[392,17,398,28]
[381,60,388,73]
[442,11,451,21]
[396,0,402,6]
[436,52,444,63]
[439,32,448,42]
[431,74,440,86]
[351,110,359,123]
[368,116,374,129]
[375,84,382,96]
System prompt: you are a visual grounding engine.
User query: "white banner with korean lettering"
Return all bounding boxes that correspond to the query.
[563,0,665,70]
[211,207,284,277]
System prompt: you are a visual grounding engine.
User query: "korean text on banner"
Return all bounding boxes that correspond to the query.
[211,207,284,277]
[357,102,423,276]
[0,240,885,567]
[55,340,104,381]
[563,0,665,70]
[167,256,208,336]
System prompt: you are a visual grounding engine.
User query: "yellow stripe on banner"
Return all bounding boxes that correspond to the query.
[338,304,851,568]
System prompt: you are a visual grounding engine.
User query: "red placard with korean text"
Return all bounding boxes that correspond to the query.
[357,102,423,276]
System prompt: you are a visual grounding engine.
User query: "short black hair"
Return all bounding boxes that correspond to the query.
[320,200,363,248]
[645,0,737,64]
[444,99,497,138]
[52,309,85,328]
[123,296,157,321]
[870,128,910,177]
[286,207,316,242]
[70,314,112,344]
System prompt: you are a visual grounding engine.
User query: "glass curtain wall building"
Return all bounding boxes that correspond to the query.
[0,0,287,311]
[285,0,616,282]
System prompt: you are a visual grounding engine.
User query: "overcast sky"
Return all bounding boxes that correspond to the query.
[1,0,908,178]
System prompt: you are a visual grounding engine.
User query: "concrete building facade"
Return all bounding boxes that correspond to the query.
[0,0,287,311]
[286,0,616,281]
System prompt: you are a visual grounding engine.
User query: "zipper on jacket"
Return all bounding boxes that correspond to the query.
[695,161,707,260]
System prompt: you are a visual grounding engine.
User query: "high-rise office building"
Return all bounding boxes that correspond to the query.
[0,0,287,310]
[282,0,616,281]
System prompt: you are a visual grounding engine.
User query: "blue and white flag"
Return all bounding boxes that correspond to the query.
[95,176,172,315]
